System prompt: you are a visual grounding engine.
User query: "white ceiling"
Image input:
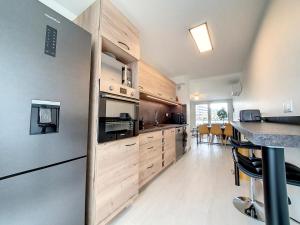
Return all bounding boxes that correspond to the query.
[45,0,269,79]
[112,0,269,78]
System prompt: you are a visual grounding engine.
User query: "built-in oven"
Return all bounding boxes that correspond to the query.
[98,92,139,143]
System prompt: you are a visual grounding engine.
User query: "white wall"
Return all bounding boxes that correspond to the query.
[234,0,300,220]
[39,0,77,20]
[234,0,300,118]
[189,73,241,102]
[172,76,192,150]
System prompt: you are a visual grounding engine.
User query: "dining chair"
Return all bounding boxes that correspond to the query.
[198,124,210,143]
[210,124,223,144]
[223,123,233,145]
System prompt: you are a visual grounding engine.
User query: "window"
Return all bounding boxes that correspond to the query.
[195,104,209,126]
[210,102,228,124]
[195,102,230,126]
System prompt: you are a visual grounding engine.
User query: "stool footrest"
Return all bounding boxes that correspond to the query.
[233,197,265,222]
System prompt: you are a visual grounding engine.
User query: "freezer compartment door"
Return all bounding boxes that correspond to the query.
[0,158,86,225]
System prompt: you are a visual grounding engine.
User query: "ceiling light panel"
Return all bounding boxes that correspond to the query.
[190,23,213,53]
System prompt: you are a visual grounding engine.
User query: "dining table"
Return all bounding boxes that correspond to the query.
[231,121,300,225]
[196,124,226,144]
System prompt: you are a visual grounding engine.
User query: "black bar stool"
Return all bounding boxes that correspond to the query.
[230,138,265,222]
[230,138,300,222]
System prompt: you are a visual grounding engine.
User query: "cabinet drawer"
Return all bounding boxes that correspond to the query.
[139,131,162,146]
[96,139,139,176]
[140,141,162,165]
[139,157,162,184]
[101,0,140,60]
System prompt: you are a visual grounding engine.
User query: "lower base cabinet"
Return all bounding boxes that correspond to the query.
[94,137,139,225]
[89,129,177,225]
[163,128,176,168]
[139,128,176,188]
[139,131,162,188]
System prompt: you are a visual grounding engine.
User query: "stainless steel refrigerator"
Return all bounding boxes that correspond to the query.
[0,1,91,225]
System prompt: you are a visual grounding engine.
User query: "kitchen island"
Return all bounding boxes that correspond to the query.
[231,121,300,225]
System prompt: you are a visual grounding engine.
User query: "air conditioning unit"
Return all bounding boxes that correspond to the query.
[232,82,243,97]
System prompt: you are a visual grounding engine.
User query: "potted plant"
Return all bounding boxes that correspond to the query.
[217,108,228,125]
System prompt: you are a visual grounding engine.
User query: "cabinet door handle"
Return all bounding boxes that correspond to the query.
[118,41,130,51]
[147,146,154,150]
[125,143,136,147]
[147,164,154,169]
[147,136,154,139]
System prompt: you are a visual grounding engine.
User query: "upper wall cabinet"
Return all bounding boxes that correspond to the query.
[139,61,177,102]
[101,0,140,62]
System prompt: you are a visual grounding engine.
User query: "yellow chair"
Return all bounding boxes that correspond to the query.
[210,124,223,144]
[223,123,233,145]
[198,124,210,143]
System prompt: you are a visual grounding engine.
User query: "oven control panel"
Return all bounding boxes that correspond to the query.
[100,79,139,100]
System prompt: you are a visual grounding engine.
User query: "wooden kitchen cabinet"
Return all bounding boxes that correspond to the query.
[94,137,139,225]
[163,128,176,167]
[139,61,177,102]
[101,0,140,60]
[139,131,163,188]
[74,1,141,225]
[139,130,162,145]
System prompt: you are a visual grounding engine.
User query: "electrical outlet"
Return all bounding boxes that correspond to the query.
[283,100,293,113]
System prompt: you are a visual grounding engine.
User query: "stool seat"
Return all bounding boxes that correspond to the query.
[230,138,262,150]
[232,148,300,186]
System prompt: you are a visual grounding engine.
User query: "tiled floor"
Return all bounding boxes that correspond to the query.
[109,140,298,225]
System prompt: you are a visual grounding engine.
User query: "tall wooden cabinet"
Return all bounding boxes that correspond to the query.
[74,1,179,224]
[74,1,140,225]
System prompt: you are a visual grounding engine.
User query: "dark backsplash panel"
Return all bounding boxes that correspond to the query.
[139,99,186,126]
[139,100,171,125]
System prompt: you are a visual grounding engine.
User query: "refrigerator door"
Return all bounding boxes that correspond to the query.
[0,0,91,177]
[0,158,86,225]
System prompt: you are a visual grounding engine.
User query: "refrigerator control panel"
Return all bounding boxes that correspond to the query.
[44,25,57,57]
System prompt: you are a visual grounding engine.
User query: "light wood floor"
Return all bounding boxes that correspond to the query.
[109,140,298,225]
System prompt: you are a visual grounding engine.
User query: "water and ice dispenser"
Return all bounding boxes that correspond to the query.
[30,100,60,135]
